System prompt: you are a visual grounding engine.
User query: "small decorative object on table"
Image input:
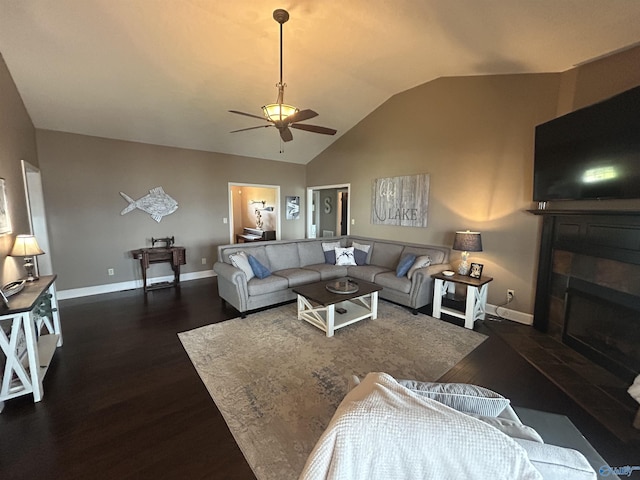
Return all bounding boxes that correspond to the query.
[469,263,483,279]
[326,279,359,294]
[151,236,175,248]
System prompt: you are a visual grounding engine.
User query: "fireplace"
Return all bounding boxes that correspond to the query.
[564,277,640,383]
[532,210,640,382]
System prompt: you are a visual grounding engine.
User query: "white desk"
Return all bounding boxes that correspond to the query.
[431,272,493,329]
[0,275,62,412]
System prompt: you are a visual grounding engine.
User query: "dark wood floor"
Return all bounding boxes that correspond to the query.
[0,277,636,479]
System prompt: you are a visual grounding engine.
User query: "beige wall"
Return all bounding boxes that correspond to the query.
[0,53,39,285]
[308,73,561,314]
[307,46,640,315]
[35,131,306,290]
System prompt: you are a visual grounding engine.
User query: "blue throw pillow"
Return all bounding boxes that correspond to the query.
[396,253,417,277]
[324,250,336,264]
[354,248,368,266]
[248,254,271,279]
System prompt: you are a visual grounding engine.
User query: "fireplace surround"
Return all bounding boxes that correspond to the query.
[531,210,640,382]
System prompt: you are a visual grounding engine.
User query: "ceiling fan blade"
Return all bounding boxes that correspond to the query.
[279,127,294,142]
[286,109,318,124]
[230,125,273,133]
[290,123,337,136]
[229,110,271,122]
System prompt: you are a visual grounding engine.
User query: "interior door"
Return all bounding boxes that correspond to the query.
[21,161,53,275]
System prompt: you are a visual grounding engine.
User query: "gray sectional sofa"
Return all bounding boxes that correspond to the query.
[214,235,451,317]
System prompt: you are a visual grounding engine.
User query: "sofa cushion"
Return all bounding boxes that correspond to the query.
[274,268,321,287]
[298,241,326,267]
[322,241,341,264]
[335,247,357,266]
[302,264,349,280]
[247,274,289,296]
[347,265,391,282]
[396,380,510,417]
[370,241,404,269]
[396,253,417,277]
[248,255,271,279]
[514,438,597,480]
[407,255,432,280]
[266,244,300,271]
[229,251,254,281]
[375,271,412,294]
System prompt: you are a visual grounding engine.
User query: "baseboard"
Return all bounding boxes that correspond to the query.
[486,303,533,325]
[57,270,216,300]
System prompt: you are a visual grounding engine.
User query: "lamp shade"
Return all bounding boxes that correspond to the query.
[452,231,483,252]
[9,234,44,257]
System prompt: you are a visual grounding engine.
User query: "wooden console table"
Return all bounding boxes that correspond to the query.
[0,275,62,412]
[131,247,186,292]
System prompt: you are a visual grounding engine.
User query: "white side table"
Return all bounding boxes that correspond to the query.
[431,272,493,329]
[0,275,62,412]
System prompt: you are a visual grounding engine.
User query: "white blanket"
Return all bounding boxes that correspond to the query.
[299,372,542,480]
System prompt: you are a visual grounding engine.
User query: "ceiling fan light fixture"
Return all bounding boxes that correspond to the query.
[262,103,298,123]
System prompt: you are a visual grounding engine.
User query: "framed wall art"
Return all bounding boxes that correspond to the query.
[371,173,430,227]
[469,262,484,279]
[286,196,300,220]
[0,178,11,235]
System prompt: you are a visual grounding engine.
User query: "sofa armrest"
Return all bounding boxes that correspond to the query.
[214,261,247,283]
[213,261,249,313]
[408,264,451,307]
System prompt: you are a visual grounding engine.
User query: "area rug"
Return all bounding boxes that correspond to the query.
[178,300,486,480]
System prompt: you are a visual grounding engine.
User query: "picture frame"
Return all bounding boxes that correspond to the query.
[285,196,300,220]
[0,178,11,235]
[469,262,483,279]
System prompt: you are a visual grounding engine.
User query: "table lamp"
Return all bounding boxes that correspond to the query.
[9,234,45,281]
[452,230,482,275]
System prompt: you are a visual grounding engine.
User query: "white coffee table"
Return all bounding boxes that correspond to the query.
[293,278,382,337]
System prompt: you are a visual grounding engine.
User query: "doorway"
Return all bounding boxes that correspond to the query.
[228,183,281,243]
[306,184,351,238]
[21,160,53,276]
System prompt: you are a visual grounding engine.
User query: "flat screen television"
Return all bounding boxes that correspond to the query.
[533,85,640,201]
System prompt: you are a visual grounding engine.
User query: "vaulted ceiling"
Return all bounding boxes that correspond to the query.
[1,1,639,164]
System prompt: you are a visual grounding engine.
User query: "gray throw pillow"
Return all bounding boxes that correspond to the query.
[469,413,544,443]
[407,255,432,280]
[397,380,510,417]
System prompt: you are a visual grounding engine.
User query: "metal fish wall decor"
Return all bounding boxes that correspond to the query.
[120,187,178,222]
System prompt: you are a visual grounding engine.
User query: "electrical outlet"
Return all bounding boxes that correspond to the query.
[108,268,115,276]
[201,258,207,265]
[507,289,514,303]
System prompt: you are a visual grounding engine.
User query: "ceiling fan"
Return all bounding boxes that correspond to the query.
[229,9,337,143]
